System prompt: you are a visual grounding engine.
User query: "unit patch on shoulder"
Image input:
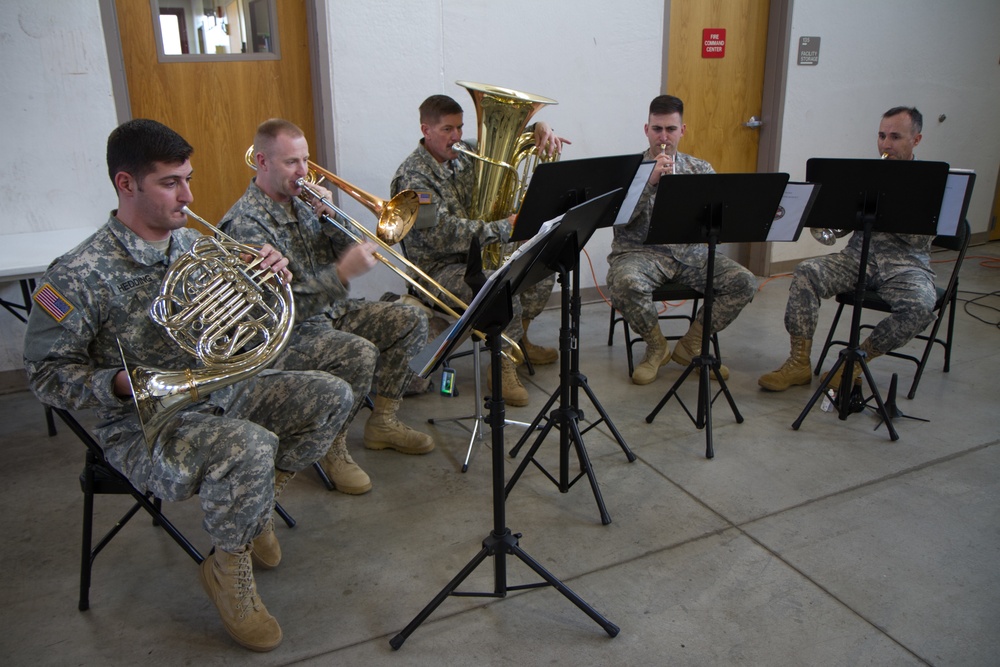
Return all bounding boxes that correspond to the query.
[33,283,74,322]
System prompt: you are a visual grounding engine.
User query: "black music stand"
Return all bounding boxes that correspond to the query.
[512,153,645,241]
[505,190,637,525]
[644,172,790,459]
[507,155,645,524]
[393,218,619,650]
[791,158,949,440]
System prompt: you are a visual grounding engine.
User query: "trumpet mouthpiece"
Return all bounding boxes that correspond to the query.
[880,152,889,159]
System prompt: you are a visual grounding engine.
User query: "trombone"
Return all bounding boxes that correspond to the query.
[243,147,524,363]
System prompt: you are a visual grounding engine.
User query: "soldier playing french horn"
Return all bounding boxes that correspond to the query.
[23,119,351,652]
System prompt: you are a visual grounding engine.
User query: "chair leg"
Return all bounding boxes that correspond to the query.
[906,294,954,400]
[943,292,957,373]
[79,455,96,611]
[274,501,296,528]
[312,461,335,491]
[624,320,635,377]
[607,306,617,346]
[518,338,535,376]
[814,302,846,374]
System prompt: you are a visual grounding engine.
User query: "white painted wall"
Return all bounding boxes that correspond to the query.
[321,0,665,302]
[2,0,998,374]
[0,0,118,372]
[773,0,1000,263]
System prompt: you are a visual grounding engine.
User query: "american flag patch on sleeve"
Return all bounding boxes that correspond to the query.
[417,192,432,205]
[33,283,74,322]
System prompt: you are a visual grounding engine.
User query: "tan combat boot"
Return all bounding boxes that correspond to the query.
[759,336,813,391]
[364,396,435,454]
[671,320,730,380]
[251,469,294,570]
[199,545,282,652]
[320,432,372,495]
[631,327,670,385]
[521,318,558,365]
[486,356,530,407]
[821,338,882,389]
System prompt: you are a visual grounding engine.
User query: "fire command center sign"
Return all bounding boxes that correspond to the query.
[703,28,725,58]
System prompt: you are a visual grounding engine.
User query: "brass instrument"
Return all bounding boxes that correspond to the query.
[810,152,890,245]
[453,81,559,268]
[243,147,524,363]
[657,144,673,174]
[122,206,295,445]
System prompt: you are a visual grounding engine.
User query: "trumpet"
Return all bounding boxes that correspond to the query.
[243,147,525,363]
[811,153,889,245]
[657,144,673,174]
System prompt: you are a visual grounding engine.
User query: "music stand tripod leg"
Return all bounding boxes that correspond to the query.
[390,310,618,649]
[505,264,625,524]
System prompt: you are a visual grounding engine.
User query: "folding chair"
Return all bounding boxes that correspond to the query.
[607,281,721,377]
[813,220,971,399]
[50,406,295,611]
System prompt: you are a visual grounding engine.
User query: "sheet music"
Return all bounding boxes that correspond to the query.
[767,182,819,242]
[410,214,564,377]
[936,170,974,236]
[612,161,655,226]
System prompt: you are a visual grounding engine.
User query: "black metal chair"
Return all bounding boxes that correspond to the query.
[813,220,971,399]
[50,406,295,611]
[607,282,721,377]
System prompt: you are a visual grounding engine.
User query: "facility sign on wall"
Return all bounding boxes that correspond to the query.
[798,36,821,65]
[702,29,726,58]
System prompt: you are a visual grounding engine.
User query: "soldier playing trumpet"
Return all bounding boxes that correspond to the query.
[606,94,756,386]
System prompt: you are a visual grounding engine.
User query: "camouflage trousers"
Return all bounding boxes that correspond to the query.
[426,264,556,351]
[333,300,429,400]
[273,300,427,431]
[103,369,349,552]
[785,252,936,354]
[606,252,756,337]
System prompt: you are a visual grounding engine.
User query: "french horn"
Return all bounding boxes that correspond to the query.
[122,207,295,446]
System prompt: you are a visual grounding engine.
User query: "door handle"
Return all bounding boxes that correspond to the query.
[742,115,763,129]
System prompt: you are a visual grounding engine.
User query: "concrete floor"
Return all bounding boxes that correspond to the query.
[2,242,998,666]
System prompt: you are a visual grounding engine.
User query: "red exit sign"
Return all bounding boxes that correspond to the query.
[703,28,726,58]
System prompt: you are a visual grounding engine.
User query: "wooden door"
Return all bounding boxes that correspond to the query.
[114,0,315,227]
[666,0,771,174]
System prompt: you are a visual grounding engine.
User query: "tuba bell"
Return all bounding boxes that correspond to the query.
[453,81,560,268]
[122,207,295,446]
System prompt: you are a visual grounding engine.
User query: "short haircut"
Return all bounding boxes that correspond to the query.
[254,118,305,156]
[883,106,923,135]
[420,95,463,124]
[106,118,192,191]
[649,94,684,118]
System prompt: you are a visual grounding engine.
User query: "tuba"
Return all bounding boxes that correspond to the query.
[453,81,559,268]
[121,207,295,445]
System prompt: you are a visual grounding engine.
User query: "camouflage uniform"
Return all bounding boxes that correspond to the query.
[221,180,429,432]
[784,231,936,354]
[606,149,756,335]
[390,140,555,346]
[23,216,350,551]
